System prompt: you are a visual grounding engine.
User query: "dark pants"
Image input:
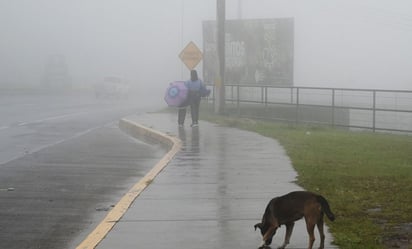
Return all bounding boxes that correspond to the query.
[178,91,201,125]
[178,108,186,125]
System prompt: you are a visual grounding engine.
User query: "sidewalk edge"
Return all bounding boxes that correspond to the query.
[75,118,181,249]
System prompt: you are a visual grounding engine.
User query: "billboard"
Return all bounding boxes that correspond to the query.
[203,18,294,86]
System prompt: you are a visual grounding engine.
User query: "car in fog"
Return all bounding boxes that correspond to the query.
[94,76,129,99]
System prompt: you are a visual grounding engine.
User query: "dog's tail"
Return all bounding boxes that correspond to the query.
[316,195,335,221]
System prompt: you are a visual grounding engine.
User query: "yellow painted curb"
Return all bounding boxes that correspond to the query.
[76,118,182,249]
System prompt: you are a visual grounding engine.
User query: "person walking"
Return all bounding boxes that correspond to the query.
[178,70,208,127]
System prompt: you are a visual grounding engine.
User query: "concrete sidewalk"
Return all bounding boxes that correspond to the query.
[93,112,336,249]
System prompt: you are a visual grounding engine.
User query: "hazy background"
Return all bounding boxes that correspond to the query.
[1,0,412,93]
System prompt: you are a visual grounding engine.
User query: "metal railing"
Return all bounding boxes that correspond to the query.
[206,84,412,134]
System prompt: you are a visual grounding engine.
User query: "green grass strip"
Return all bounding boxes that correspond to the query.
[200,105,412,249]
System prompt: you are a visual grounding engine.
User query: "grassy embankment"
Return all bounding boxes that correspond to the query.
[199,105,412,249]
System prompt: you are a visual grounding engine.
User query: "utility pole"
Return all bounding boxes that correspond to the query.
[238,0,242,19]
[216,0,225,114]
[180,0,185,79]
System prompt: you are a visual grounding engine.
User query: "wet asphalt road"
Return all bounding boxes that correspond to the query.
[0,92,165,249]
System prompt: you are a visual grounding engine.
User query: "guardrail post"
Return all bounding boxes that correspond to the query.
[295,87,300,124]
[261,87,264,104]
[237,85,240,116]
[212,85,215,106]
[231,85,235,104]
[332,89,335,127]
[372,90,376,132]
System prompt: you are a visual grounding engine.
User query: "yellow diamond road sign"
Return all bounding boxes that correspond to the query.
[179,41,202,70]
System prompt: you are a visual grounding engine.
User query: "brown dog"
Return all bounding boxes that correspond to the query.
[254,191,335,249]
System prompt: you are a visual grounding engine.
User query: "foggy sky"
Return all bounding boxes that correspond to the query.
[1,0,412,91]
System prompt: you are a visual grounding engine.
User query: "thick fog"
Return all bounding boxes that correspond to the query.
[1,0,412,93]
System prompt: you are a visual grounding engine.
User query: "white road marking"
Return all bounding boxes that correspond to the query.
[0,122,114,166]
[17,111,88,126]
